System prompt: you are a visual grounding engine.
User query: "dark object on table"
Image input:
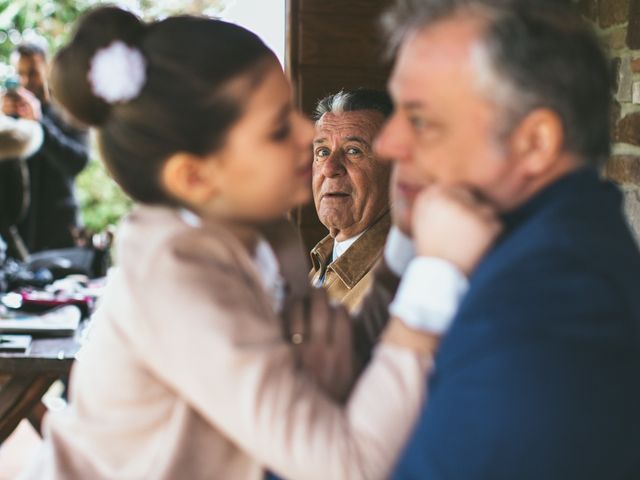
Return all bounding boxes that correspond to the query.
[0,234,111,293]
[0,257,53,291]
[27,245,110,279]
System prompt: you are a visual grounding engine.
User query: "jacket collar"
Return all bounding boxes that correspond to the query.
[310,211,391,289]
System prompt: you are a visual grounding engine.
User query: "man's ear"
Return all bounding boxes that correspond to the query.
[161,152,221,206]
[508,108,564,176]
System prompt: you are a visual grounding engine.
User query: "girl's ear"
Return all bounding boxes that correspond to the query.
[161,152,221,206]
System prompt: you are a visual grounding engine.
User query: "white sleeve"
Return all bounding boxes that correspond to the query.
[384,226,416,276]
[390,257,469,334]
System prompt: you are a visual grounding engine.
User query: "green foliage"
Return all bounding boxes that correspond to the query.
[76,157,133,233]
[0,0,229,66]
[0,0,90,65]
[0,0,228,232]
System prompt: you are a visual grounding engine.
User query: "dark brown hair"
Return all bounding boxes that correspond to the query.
[16,42,48,61]
[51,6,275,205]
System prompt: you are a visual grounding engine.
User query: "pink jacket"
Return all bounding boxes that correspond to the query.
[23,205,430,480]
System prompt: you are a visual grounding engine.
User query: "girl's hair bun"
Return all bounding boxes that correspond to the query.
[52,8,275,206]
[51,6,146,126]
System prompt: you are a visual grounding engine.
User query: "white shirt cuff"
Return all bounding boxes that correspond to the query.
[389,257,468,334]
[384,226,416,276]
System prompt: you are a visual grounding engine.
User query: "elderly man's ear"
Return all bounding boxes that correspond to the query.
[508,108,566,177]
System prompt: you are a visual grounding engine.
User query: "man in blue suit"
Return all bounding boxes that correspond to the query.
[375,0,640,478]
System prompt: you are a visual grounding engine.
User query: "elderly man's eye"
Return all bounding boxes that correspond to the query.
[346,147,363,156]
[315,147,331,159]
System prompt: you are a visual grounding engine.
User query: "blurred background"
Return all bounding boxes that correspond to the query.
[0,0,285,234]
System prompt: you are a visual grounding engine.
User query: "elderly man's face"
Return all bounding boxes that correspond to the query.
[376,16,525,231]
[312,110,391,241]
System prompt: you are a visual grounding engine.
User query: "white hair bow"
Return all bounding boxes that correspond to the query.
[88,40,146,104]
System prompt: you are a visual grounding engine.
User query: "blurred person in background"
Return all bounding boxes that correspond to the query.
[2,42,89,252]
[0,111,43,258]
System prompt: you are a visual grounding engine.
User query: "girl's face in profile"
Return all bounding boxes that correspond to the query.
[205,60,314,223]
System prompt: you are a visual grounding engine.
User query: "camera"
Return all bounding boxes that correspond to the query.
[2,76,22,118]
[3,76,21,99]
[4,76,20,92]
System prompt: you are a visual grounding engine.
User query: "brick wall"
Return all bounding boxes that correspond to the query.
[577,0,640,243]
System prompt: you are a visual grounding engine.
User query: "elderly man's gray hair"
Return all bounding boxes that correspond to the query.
[382,0,611,167]
[313,88,393,121]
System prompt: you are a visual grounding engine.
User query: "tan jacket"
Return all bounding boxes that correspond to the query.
[310,212,391,313]
[23,206,429,480]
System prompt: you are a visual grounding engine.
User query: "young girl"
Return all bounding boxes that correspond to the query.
[20,7,467,479]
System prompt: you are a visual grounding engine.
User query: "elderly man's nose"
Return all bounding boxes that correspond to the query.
[321,151,346,177]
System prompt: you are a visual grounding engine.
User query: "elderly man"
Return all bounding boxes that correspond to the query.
[310,89,393,312]
[373,0,640,478]
[2,43,89,252]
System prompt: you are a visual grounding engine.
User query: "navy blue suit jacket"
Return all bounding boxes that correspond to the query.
[393,169,640,480]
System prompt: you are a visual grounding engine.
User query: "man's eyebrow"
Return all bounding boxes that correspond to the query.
[345,136,368,145]
[313,137,328,145]
[401,101,427,111]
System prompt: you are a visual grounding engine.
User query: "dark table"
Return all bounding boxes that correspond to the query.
[0,328,84,443]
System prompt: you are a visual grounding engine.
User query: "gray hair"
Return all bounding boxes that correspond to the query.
[381,0,611,166]
[381,0,500,57]
[313,88,393,121]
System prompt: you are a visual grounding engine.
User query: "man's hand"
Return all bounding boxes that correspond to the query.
[1,87,42,121]
[412,185,502,276]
